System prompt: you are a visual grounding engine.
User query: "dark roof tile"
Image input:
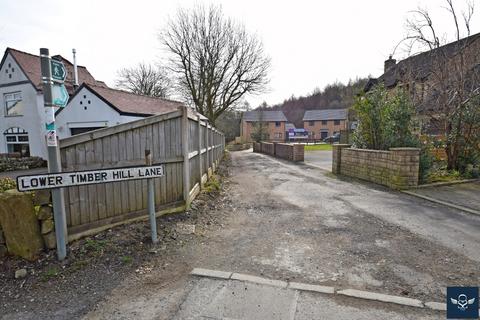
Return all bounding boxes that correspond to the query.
[303,109,347,121]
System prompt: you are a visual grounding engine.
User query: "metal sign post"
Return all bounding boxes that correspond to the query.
[145,150,158,243]
[40,48,68,260]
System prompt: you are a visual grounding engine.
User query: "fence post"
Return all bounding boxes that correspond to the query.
[182,106,190,208]
[210,126,215,170]
[206,123,210,176]
[197,115,203,190]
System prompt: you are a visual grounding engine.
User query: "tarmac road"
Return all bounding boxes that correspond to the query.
[84,150,480,319]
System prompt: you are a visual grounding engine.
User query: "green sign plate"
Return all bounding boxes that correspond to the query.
[51,59,67,82]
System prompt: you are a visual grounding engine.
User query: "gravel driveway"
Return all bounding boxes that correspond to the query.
[86,150,480,319]
[3,150,479,319]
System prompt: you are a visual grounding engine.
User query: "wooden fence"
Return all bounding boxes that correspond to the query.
[59,106,224,239]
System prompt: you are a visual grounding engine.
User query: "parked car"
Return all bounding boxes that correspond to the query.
[323,133,340,143]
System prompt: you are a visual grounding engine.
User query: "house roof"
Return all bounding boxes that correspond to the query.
[3,48,99,93]
[285,122,296,130]
[243,110,287,122]
[367,32,480,91]
[303,109,347,121]
[68,83,183,117]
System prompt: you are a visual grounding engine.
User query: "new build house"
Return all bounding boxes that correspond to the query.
[303,109,347,140]
[241,110,288,142]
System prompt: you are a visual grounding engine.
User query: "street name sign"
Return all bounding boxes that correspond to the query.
[51,59,67,82]
[52,84,69,107]
[17,165,164,192]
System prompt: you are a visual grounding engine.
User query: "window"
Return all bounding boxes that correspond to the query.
[70,127,104,136]
[274,132,283,139]
[4,127,29,157]
[4,92,23,116]
[321,120,327,125]
[334,120,340,125]
[275,121,281,127]
[309,121,315,126]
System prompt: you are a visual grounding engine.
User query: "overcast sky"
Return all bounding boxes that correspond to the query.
[1,0,478,107]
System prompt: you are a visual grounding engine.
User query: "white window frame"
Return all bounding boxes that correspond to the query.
[4,91,23,116]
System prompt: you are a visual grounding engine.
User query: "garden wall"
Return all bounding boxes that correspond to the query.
[0,156,46,172]
[332,144,420,189]
[0,190,55,261]
[253,142,304,162]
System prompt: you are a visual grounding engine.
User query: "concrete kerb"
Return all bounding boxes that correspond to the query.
[190,268,232,280]
[410,178,479,189]
[189,268,444,311]
[401,190,480,217]
[231,273,288,288]
[336,289,424,308]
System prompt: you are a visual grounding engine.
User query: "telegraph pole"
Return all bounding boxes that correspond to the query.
[40,48,68,260]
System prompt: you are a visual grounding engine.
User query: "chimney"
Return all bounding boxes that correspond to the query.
[72,48,79,88]
[384,55,396,73]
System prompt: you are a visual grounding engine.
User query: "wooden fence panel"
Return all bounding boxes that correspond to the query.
[59,107,224,237]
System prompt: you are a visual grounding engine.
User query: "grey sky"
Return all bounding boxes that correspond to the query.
[1,0,478,107]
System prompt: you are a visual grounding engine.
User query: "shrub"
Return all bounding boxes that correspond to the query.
[352,85,418,150]
[0,177,16,192]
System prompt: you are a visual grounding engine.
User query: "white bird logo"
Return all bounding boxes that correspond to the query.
[451,294,476,311]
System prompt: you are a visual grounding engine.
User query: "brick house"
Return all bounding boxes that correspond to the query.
[241,110,287,142]
[303,109,347,140]
[365,32,480,134]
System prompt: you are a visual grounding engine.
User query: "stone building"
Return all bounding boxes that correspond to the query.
[365,32,480,134]
[240,110,288,142]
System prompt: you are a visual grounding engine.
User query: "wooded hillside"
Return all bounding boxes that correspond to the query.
[259,78,368,128]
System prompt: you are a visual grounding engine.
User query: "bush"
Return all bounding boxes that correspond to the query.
[353,85,418,150]
[353,85,433,180]
[0,177,16,192]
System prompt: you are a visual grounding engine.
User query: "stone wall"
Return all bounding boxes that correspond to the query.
[0,189,55,261]
[261,142,275,155]
[0,156,46,172]
[332,145,420,189]
[226,143,252,152]
[274,143,305,162]
[253,142,304,162]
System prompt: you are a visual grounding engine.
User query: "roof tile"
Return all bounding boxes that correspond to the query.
[303,109,347,121]
[243,110,287,122]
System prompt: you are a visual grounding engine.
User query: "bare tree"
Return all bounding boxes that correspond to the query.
[400,0,480,170]
[115,63,171,98]
[160,5,270,125]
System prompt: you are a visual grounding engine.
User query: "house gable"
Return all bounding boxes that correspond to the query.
[0,52,30,86]
[56,85,125,139]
